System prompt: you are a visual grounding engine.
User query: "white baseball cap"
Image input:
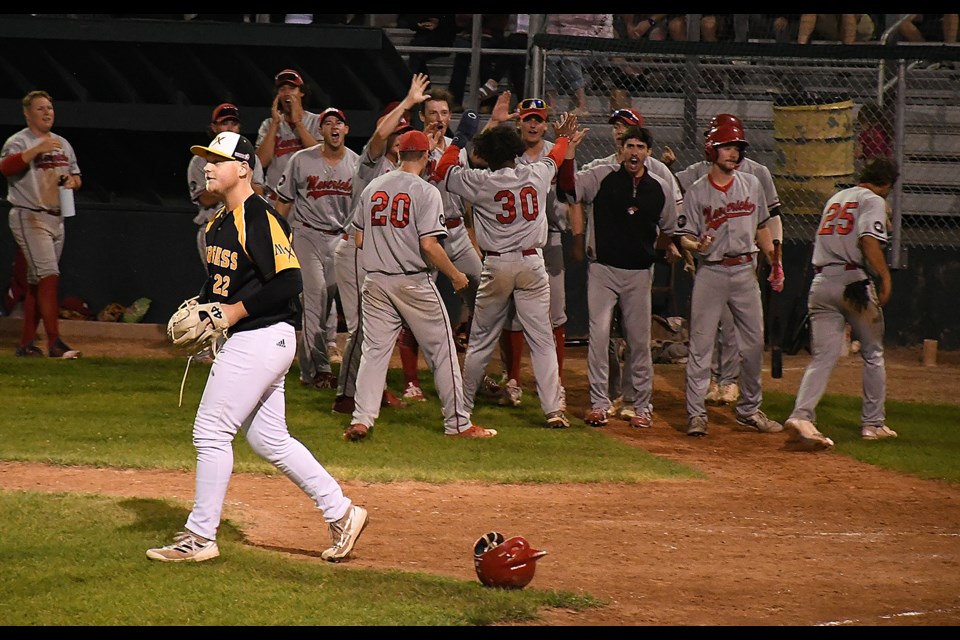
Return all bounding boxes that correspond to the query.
[190,131,256,169]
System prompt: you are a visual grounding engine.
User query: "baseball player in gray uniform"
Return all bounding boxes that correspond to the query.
[2,90,82,359]
[332,76,429,415]
[343,129,496,441]
[397,87,483,403]
[436,111,583,429]
[675,122,783,437]
[275,107,358,390]
[668,113,784,407]
[187,103,265,274]
[578,107,684,420]
[255,69,322,205]
[573,125,681,428]
[784,158,899,451]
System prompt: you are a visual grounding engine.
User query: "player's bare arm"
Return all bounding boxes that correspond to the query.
[861,235,892,306]
[755,224,775,262]
[483,90,517,132]
[275,200,292,219]
[420,236,468,292]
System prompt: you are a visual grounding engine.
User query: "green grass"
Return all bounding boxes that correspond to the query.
[763,391,960,484]
[0,492,600,625]
[0,355,699,483]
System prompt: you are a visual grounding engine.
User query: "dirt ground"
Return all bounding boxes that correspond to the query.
[2,334,959,626]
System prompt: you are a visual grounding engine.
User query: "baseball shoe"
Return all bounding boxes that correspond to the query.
[332,395,355,414]
[48,338,80,359]
[322,505,369,562]
[735,410,784,433]
[446,425,497,438]
[343,423,371,442]
[704,380,722,405]
[862,424,898,440]
[15,342,44,357]
[545,410,570,429]
[498,378,522,407]
[607,396,623,418]
[402,381,427,402]
[327,343,342,365]
[718,383,740,405]
[381,389,407,409]
[687,416,708,437]
[785,418,835,452]
[146,531,219,563]
[617,404,637,420]
[629,412,653,429]
[584,407,608,427]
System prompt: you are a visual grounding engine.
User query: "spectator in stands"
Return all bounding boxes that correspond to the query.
[473,15,532,112]
[544,14,616,117]
[748,15,804,43]
[854,102,894,176]
[609,15,667,94]
[397,14,459,79]
[448,14,510,113]
[797,14,875,44]
[255,68,322,206]
[668,14,734,42]
[187,103,265,273]
[898,14,959,50]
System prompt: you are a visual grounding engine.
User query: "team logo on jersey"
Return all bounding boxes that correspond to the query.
[874,221,884,233]
[439,213,446,227]
[677,214,688,228]
[277,174,287,188]
[274,243,296,260]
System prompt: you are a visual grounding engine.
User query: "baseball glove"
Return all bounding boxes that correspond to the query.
[842,279,872,313]
[166,296,230,356]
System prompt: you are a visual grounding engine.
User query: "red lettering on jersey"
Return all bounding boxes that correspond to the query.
[305,175,352,199]
[703,197,756,230]
[274,137,303,158]
[35,151,70,171]
[818,201,857,235]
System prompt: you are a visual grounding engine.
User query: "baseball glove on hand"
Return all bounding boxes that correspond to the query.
[842,279,871,313]
[167,296,230,356]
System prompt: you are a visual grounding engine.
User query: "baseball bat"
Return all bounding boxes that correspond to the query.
[771,240,783,379]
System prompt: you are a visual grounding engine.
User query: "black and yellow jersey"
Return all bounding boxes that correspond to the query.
[203,193,301,333]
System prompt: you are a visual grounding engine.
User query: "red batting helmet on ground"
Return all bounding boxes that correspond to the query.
[473,531,548,589]
[704,122,748,163]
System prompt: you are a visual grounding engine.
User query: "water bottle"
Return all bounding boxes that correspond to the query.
[58,175,75,218]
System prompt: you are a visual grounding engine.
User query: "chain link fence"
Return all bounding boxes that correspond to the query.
[530,34,960,257]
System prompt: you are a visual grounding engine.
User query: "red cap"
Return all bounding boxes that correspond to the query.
[319,107,347,125]
[275,68,304,87]
[378,114,414,135]
[397,130,430,153]
[211,103,241,124]
[608,108,644,127]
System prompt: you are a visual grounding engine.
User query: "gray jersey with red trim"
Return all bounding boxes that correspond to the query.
[354,170,447,274]
[255,111,322,193]
[812,185,888,267]
[582,152,683,209]
[674,157,781,212]
[275,144,359,231]
[516,140,569,231]
[676,172,769,259]
[442,159,557,252]
[1,128,79,210]
[429,137,468,221]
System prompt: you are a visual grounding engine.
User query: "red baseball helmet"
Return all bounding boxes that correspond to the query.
[473,531,548,590]
[704,122,748,163]
[707,113,743,131]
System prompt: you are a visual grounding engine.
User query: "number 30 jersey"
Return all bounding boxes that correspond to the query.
[204,192,301,332]
[812,185,888,269]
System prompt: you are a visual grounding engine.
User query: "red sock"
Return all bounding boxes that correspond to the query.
[506,329,524,382]
[553,326,565,384]
[397,326,420,386]
[37,275,61,349]
[19,284,39,346]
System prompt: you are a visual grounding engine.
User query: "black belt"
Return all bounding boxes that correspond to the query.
[486,248,538,257]
[299,221,343,235]
[815,263,859,274]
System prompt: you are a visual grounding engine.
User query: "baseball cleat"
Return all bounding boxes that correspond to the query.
[381,389,407,409]
[402,381,427,402]
[446,425,497,438]
[545,411,570,429]
[322,505,369,562]
[49,338,81,359]
[861,424,898,440]
[785,418,834,451]
[15,342,44,357]
[687,416,708,437]
[629,413,653,429]
[584,408,608,427]
[498,379,522,407]
[146,532,219,563]
[735,410,783,433]
[332,395,355,414]
[343,423,370,442]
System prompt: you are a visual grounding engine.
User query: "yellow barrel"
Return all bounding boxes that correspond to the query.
[773,96,855,215]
